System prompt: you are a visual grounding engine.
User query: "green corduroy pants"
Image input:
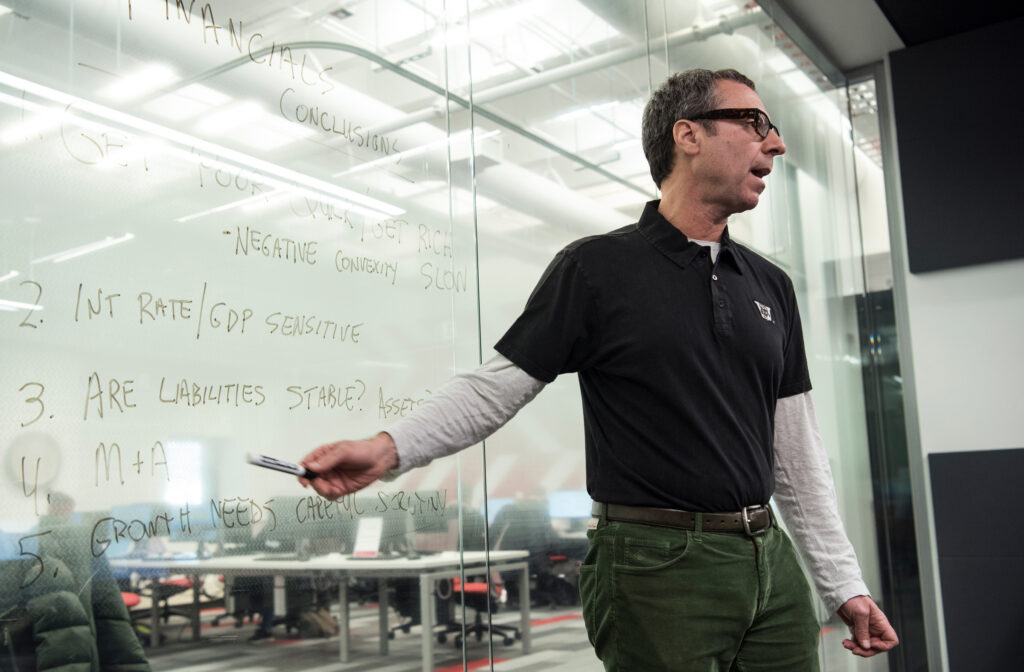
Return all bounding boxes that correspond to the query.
[579,514,820,672]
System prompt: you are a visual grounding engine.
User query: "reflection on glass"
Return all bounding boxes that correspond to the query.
[1,1,895,669]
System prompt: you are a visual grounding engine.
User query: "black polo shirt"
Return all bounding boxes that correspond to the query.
[495,200,812,512]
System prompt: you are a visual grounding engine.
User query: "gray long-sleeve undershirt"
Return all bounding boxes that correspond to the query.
[385,353,869,613]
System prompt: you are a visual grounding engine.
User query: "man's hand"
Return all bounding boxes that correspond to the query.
[837,595,899,657]
[299,432,399,500]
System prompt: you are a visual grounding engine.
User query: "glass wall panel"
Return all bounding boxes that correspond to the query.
[1,1,895,670]
[0,0,484,667]
[473,2,892,671]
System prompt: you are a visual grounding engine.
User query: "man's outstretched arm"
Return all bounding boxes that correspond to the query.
[300,354,545,500]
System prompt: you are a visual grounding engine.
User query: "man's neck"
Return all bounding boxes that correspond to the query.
[657,184,729,242]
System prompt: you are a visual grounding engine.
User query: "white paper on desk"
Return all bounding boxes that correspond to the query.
[353,517,383,557]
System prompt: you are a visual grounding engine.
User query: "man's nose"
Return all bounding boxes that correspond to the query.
[764,130,786,156]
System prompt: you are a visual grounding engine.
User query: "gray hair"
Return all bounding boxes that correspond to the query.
[641,68,756,188]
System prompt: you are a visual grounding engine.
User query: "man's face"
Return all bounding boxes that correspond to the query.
[692,80,786,215]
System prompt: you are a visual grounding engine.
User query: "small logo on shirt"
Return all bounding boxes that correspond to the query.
[754,300,774,322]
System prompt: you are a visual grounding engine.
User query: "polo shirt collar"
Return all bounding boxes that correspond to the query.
[637,200,747,274]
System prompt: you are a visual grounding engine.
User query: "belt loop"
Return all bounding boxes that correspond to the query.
[693,512,702,541]
[592,501,607,528]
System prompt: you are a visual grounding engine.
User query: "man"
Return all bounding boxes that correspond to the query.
[300,68,898,670]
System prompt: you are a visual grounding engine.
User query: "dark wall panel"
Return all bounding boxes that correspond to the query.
[889,17,1024,273]
[929,448,1024,670]
[874,0,1024,46]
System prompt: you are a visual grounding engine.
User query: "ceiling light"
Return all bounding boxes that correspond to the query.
[333,129,499,178]
[0,90,60,144]
[176,192,281,223]
[0,5,12,18]
[782,70,818,97]
[31,233,135,264]
[198,102,264,133]
[101,64,179,101]
[179,83,230,106]
[0,69,403,217]
[766,53,794,74]
[200,103,312,149]
[145,84,231,121]
[698,0,738,14]
[553,101,618,123]
[145,93,206,121]
[0,298,43,312]
[0,270,19,283]
[1,110,61,144]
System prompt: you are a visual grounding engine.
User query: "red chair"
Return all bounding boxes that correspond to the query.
[450,577,520,647]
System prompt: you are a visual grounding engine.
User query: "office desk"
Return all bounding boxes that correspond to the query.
[113,550,530,672]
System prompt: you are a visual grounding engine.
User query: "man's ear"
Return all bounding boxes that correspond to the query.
[673,119,701,156]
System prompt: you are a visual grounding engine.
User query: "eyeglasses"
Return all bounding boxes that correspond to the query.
[689,108,781,140]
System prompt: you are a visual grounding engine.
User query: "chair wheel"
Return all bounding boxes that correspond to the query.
[503,637,514,646]
[437,633,447,644]
[388,632,395,640]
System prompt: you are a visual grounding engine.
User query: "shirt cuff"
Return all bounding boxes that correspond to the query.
[823,578,872,615]
[378,422,421,480]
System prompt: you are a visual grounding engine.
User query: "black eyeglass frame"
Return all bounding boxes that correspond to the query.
[688,108,781,139]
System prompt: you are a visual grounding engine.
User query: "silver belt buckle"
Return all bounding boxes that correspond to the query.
[741,505,767,537]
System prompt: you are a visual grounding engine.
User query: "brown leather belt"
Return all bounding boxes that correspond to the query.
[592,501,773,536]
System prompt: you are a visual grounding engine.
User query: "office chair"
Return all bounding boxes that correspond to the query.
[450,575,520,647]
[387,505,495,645]
[126,574,215,645]
[387,579,454,640]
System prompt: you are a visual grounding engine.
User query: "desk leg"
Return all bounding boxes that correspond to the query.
[519,564,531,654]
[338,579,349,662]
[225,576,235,616]
[150,590,162,649]
[191,574,201,641]
[273,575,286,617]
[378,578,389,656]
[419,574,434,672]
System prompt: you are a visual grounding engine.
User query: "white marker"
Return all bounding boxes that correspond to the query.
[246,453,318,479]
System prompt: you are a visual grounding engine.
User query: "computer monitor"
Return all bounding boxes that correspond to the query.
[548,490,592,531]
[344,490,452,556]
[485,497,515,525]
[255,495,359,556]
[407,490,450,534]
[102,502,160,557]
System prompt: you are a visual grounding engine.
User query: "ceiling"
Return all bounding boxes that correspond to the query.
[770,0,1024,74]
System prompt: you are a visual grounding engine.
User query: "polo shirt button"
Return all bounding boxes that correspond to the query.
[718,300,726,307]
[712,274,718,281]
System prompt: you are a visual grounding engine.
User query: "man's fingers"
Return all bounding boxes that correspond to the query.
[309,477,342,501]
[854,611,871,650]
[303,442,344,472]
[306,441,376,473]
[841,638,897,658]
